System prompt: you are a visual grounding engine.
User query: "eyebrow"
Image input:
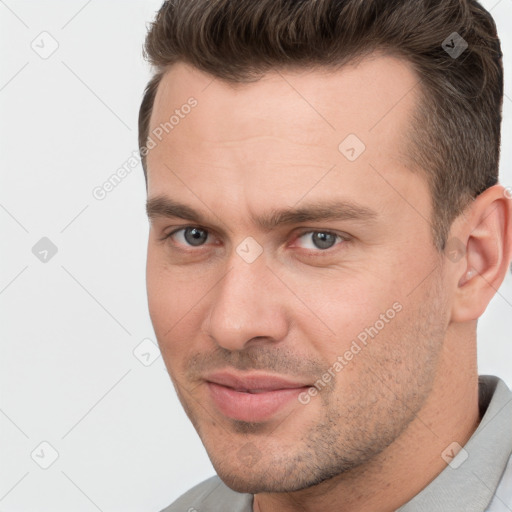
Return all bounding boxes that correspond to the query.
[146,195,378,231]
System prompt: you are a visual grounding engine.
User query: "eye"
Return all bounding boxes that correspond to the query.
[166,226,210,247]
[294,231,345,251]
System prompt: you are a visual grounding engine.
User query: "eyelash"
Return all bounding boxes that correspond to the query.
[160,226,349,255]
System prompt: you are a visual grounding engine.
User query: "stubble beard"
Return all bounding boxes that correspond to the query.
[171,278,447,494]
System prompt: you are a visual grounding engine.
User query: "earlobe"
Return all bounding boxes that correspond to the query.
[450,185,512,323]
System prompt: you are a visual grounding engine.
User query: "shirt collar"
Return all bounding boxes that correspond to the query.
[398,375,512,512]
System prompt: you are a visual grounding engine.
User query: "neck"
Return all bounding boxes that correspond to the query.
[253,325,480,512]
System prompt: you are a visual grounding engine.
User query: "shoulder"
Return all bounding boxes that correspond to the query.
[158,476,253,512]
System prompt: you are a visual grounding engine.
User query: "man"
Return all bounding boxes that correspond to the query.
[138,0,512,510]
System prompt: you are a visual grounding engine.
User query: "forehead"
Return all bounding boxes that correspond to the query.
[148,53,421,146]
[146,55,428,224]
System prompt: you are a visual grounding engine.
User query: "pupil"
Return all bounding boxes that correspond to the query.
[185,228,207,246]
[313,232,335,249]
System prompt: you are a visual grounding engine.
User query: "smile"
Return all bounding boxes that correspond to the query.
[205,371,312,422]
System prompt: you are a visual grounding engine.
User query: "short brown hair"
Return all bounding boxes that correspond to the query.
[139,0,503,251]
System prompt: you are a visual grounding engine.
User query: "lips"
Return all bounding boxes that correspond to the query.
[205,371,311,422]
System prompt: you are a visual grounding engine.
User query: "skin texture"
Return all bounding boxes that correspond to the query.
[145,55,512,511]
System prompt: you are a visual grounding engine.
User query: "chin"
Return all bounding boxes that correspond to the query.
[216,470,298,494]
[211,455,346,495]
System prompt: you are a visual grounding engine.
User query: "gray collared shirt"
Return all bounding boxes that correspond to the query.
[160,375,512,512]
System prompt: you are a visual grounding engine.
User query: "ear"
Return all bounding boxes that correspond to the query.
[449,185,512,323]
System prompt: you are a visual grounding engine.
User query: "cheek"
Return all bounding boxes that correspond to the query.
[296,260,420,370]
[146,247,213,360]
[146,249,188,351]
[146,249,171,331]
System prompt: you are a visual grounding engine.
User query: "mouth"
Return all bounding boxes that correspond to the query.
[205,371,312,422]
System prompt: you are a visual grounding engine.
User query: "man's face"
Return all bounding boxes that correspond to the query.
[145,56,451,493]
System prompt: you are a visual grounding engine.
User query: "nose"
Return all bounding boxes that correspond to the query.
[203,256,289,352]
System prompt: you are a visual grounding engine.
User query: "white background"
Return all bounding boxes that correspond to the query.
[0,1,511,510]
